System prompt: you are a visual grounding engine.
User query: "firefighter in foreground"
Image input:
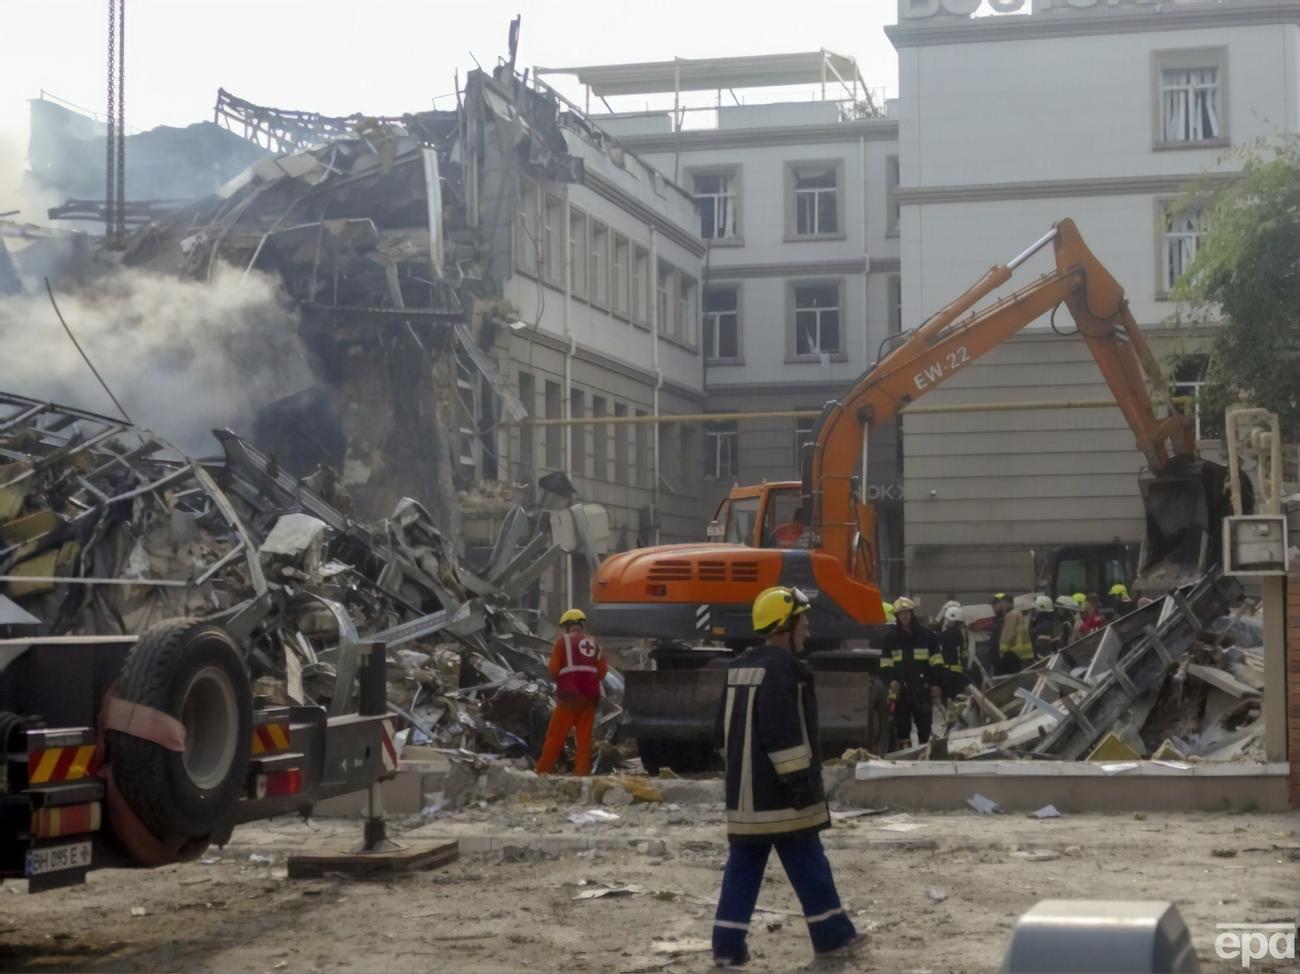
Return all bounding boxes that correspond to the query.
[712,587,868,967]
[535,608,606,776]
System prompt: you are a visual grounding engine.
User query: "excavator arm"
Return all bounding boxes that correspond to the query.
[805,219,1198,574]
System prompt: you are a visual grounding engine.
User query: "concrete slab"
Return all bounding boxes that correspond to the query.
[843,761,1290,812]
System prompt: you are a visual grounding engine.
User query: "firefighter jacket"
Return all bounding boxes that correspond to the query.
[881,622,942,704]
[936,626,969,675]
[999,609,1033,661]
[1030,611,1067,658]
[716,644,830,843]
[547,630,607,701]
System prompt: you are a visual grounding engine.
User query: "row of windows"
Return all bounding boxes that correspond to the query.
[701,418,818,481]
[516,181,698,346]
[702,275,904,365]
[690,159,903,243]
[699,354,1214,481]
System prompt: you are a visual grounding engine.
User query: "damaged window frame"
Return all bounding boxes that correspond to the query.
[569,207,588,300]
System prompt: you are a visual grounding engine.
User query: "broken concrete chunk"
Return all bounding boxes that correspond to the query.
[966,794,1002,815]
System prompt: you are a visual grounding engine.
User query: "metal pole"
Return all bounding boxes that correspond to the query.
[357,640,397,852]
[1006,228,1059,271]
[519,399,1121,427]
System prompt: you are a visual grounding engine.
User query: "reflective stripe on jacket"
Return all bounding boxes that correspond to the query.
[999,609,1034,661]
[717,644,830,843]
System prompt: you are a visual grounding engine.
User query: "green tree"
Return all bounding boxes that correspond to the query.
[1170,138,1300,441]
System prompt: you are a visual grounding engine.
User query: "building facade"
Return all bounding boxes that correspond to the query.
[491,73,709,616]
[888,0,1300,605]
[539,54,907,593]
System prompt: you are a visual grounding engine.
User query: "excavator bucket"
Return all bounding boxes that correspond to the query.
[1135,458,1242,594]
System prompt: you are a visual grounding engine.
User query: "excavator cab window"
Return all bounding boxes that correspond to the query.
[725,497,760,545]
[762,488,804,549]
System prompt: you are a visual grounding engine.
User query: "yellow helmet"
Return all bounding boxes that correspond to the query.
[893,597,916,613]
[1072,592,1087,606]
[1108,583,1130,600]
[559,608,587,626]
[752,586,812,635]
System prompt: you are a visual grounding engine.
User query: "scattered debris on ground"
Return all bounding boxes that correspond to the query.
[0,391,622,767]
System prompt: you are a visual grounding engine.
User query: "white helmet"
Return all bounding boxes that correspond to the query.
[1055,595,1081,612]
[1033,594,1054,613]
[942,605,964,624]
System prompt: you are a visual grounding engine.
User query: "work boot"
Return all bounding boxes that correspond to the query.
[815,931,871,960]
[712,944,749,968]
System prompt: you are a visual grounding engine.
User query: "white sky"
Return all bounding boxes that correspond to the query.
[0,0,901,184]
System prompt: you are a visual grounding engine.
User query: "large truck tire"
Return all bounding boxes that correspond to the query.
[108,620,252,841]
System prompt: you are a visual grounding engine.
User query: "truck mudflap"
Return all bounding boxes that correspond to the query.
[3,725,105,892]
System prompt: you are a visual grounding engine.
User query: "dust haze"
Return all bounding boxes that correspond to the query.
[0,266,313,453]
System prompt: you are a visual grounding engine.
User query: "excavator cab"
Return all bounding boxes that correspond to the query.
[710,483,805,549]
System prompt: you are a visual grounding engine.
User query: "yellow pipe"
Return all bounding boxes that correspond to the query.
[519,399,1118,427]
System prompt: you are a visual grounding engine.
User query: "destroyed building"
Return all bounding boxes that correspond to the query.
[5,66,711,618]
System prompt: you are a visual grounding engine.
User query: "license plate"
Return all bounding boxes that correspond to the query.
[25,841,92,877]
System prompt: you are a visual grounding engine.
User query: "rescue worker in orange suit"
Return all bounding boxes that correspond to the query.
[535,608,606,776]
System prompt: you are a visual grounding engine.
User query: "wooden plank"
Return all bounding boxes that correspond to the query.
[287,840,458,880]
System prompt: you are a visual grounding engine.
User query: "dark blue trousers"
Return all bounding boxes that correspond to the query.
[713,832,856,958]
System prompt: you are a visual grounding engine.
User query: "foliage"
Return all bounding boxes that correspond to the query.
[1169,138,1300,441]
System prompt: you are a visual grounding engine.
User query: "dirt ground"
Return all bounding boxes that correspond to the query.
[2,800,1296,974]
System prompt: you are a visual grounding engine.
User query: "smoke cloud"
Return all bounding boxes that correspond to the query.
[0,266,313,454]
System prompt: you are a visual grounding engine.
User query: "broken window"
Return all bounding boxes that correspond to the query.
[702,421,738,480]
[794,283,841,357]
[1172,355,1214,441]
[703,286,740,362]
[888,274,902,336]
[792,164,839,236]
[545,380,562,469]
[590,220,610,308]
[1161,203,1205,294]
[793,416,817,474]
[612,233,630,318]
[613,402,629,484]
[569,208,587,299]
[658,422,678,492]
[570,389,586,477]
[592,396,609,481]
[516,178,540,276]
[454,354,480,482]
[635,409,651,488]
[678,275,697,346]
[656,262,676,337]
[1160,65,1222,143]
[632,245,650,326]
[885,155,900,238]
[542,194,564,285]
[679,425,698,495]
[517,371,535,478]
[694,170,738,240]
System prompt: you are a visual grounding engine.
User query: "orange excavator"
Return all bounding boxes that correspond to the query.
[598,219,1235,770]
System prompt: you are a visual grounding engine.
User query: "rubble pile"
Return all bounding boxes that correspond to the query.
[0,391,621,760]
[911,573,1266,763]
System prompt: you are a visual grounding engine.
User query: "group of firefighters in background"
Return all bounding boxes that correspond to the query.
[880,584,1136,746]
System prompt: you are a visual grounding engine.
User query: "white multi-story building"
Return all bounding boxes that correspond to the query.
[491,69,709,614]
[538,53,907,592]
[888,0,1300,604]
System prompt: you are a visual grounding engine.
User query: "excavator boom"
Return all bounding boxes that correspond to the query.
[805,219,1199,575]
